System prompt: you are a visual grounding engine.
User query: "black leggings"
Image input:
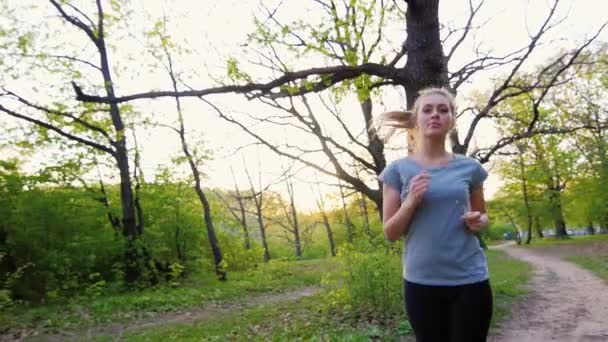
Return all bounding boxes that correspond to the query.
[404,279,493,342]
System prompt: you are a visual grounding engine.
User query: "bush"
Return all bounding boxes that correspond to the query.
[322,244,404,321]
[483,222,516,241]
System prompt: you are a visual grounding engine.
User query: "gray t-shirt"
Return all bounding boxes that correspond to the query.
[379,154,489,286]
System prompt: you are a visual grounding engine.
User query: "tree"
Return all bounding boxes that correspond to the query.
[147,18,225,280]
[244,160,272,262]
[276,174,303,258]
[338,179,355,243]
[71,0,606,215]
[314,184,337,257]
[0,1,151,282]
[493,87,584,238]
[212,168,252,250]
[514,144,534,244]
[554,49,608,232]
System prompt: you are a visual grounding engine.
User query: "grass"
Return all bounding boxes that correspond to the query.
[523,233,608,248]
[517,233,608,282]
[120,294,411,342]
[487,250,532,330]
[485,240,509,246]
[110,250,530,341]
[520,233,608,287]
[0,258,337,333]
[568,255,608,283]
[2,249,532,341]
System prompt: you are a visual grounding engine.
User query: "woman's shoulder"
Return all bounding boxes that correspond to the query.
[382,157,417,178]
[453,154,483,166]
[386,156,411,168]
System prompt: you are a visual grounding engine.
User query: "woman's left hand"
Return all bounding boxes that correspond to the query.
[463,211,488,233]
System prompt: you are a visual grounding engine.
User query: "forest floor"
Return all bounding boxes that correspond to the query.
[9,235,605,341]
[13,286,321,341]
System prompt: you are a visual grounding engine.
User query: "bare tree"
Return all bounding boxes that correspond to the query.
[212,167,252,250]
[244,160,271,262]
[338,179,355,244]
[71,1,605,218]
[150,24,226,280]
[277,174,303,258]
[314,187,337,257]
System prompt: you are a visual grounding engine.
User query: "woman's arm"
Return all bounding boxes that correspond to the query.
[383,172,429,241]
[463,186,489,232]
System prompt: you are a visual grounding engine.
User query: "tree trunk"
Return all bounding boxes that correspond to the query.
[174,183,186,264]
[256,207,271,262]
[194,185,226,280]
[107,60,140,285]
[288,187,302,258]
[517,151,533,244]
[549,188,568,237]
[360,97,386,216]
[179,120,225,280]
[230,168,251,250]
[338,181,355,244]
[586,220,595,235]
[165,49,225,280]
[358,191,372,240]
[600,214,608,234]
[316,195,337,257]
[534,216,544,238]
[321,211,337,257]
[403,0,449,107]
[235,191,251,250]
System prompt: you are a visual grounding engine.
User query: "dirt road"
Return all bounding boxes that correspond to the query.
[492,243,608,342]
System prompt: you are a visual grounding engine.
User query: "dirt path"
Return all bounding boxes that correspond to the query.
[7,286,320,342]
[491,243,608,342]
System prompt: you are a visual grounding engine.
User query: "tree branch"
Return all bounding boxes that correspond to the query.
[74,63,397,104]
[0,104,115,155]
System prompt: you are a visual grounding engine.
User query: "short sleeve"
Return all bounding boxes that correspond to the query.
[470,160,488,191]
[378,161,402,192]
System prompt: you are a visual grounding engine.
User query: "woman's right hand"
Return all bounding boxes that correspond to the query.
[403,172,430,208]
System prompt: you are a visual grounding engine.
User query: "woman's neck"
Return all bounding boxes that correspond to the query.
[416,137,448,160]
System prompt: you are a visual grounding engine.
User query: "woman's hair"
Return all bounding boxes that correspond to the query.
[372,87,456,142]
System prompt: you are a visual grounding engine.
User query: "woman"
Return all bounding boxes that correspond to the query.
[378,87,492,342]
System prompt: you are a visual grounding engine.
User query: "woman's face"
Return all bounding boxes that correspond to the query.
[415,93,454,138]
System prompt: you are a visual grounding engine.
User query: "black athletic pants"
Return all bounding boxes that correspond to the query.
[404,279,493,342]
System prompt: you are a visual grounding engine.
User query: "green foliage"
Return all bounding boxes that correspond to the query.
[226,57,252,82]
[322,244,403,321]
[1,258,334,331]
[482,222,517,241]
[118,249,531,341]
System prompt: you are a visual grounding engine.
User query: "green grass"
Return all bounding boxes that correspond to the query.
[112,250,529,341]
[524,233,608,248]
[568,255,608,283]
[2,250,532,341]
[519,233,608,288]
[487,250,532,330]
[0,258,337,332]
[120,294,411,342]
[485,240,509,246]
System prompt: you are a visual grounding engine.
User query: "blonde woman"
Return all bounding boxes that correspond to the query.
[378,88,492,342]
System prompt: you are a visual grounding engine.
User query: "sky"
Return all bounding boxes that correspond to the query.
[2,0,608,211]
